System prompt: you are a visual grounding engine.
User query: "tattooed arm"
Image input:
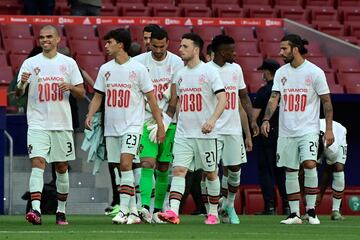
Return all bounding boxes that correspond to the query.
[260,91,280,138]
[320,93,334,147]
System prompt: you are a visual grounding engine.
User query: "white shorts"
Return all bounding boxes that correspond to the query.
[219,135,247,166]
[276,133,319,170]
[27,129,75,163]
[322,144,347,165]
[172,137,220,172]
[106,133,141,163]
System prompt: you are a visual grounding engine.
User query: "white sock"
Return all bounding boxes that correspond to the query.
[332,171,345,211]
[56,171,69,213]
[206,177,220,217]
[169,176,185,215]
[133,167,141,209]
[227,169,241,208]
[29,168,44,213]
[119,170,134,215]
[286,171,300,215]
[304,168,318,210]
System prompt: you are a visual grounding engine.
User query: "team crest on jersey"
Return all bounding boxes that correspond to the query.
[34,67,40,76]
[59,65,67,74]
[199,74,207,85]
[281,76,287,86]
[177,77,182,86]
[305,75,313,86]
[129,71,137,83]
[105,71,111,81]
[231,72,238,84]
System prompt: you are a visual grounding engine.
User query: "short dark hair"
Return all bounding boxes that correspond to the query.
[281,34,309,55]
[206,44,213,55]
[151,28,168,41]
[182,32,204,52]
[128,42,142,57]
[143,24,161,33]
[211,34,235,53]
[103,28,132,53]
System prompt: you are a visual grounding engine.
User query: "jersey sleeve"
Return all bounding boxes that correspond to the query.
[17,59,32,84]
[139,67,154,94]
[235,64,246,90]
[94,66,106,93]
[69,59,84,86]
[209,67,224,93]
[272,70,281,92]
[313,69,330,95]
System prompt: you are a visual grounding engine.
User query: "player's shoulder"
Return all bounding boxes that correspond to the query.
[304,59,324,74]
[167,51,182,62]
[133,52,149,63]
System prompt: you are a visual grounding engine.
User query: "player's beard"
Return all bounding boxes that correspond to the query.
[283,52,294,64]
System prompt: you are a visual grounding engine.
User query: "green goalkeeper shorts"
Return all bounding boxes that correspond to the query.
[139,122,176,162]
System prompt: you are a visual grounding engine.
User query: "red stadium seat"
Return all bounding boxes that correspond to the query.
[243,71,265,93]
[192,26,223,41]
[278,6,309,23]
[273,0,304,7]
[212,5,244,18]
[337,72,360,87]
[167,40,181,55]
[306,56,331,71]
[345,85,360,94]
[152,5,182,17]
[121,6,151,16]
[247,6,278,18]
[0,53,9,66]
[223,27,256,42]
[235,41,261,57]
[243,186,264,214]
[9,53,27,72]
[337,0,360,7]
[256,27,285,42]
[180,194,196,214]
[147,0,173,4]
[97,25,123,40]
[68,40,102,56]
[76,55,106,73]
[311,7,338,24]
[114,0,145,5]
[316,22,345,37]
[347,22,360,38]
[330,56,360,72]
[329,84,345,93]
[1,24,32,40]
[325,71,337,85]
[178,0,209,6]
[242,0,272,7]
[305,42,324,57]
[163,26,192,41]
[182,5,212,17]
[340,8,360,24]
[0,66,14,86]
[64,25,97,40]
[3,39,34,54]
[259,41,281,57]
[100,1,118,16]
[305,0,335,8]
[236,56,263,72]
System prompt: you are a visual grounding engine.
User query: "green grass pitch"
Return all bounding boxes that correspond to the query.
[1,215,360,240]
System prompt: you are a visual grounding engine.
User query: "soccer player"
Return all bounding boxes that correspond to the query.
[16,25,85,225]
[134,28,183,223]
[318,119,347,220]
[204,35,255,224]
[158,33,227,224]
[142,24,161,52]
[85,28,166,224]
[261,34,334,225]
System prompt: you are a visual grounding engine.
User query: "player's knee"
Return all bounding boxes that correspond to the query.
[205,171,218,181]
[333,163,344,172]
[55,162,68,173]
[31,157,46,169]
[302,160,317,169]
[157,162,169,172]
[173,166,187,177]
[227,164,241,172]
[141,158,155,169]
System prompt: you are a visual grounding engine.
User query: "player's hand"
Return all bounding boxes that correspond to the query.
[261,120,270,138]
[245,137,253,152]
[156,124,166,143]
[201,118,216,134]
[85,115,93,130]
[58,82,73,92]
[20,72,31,84]
[324,129,335,147]
[148,114,172,143]
[251,120,260,137]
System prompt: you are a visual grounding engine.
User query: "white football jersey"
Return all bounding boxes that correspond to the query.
[208,61,246,135]
[273,60,330,137]
[174,61,225,139]
[320,119,347,160]
[94,58,153,136]
[133,51,183,121]
[18,53,83,130]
